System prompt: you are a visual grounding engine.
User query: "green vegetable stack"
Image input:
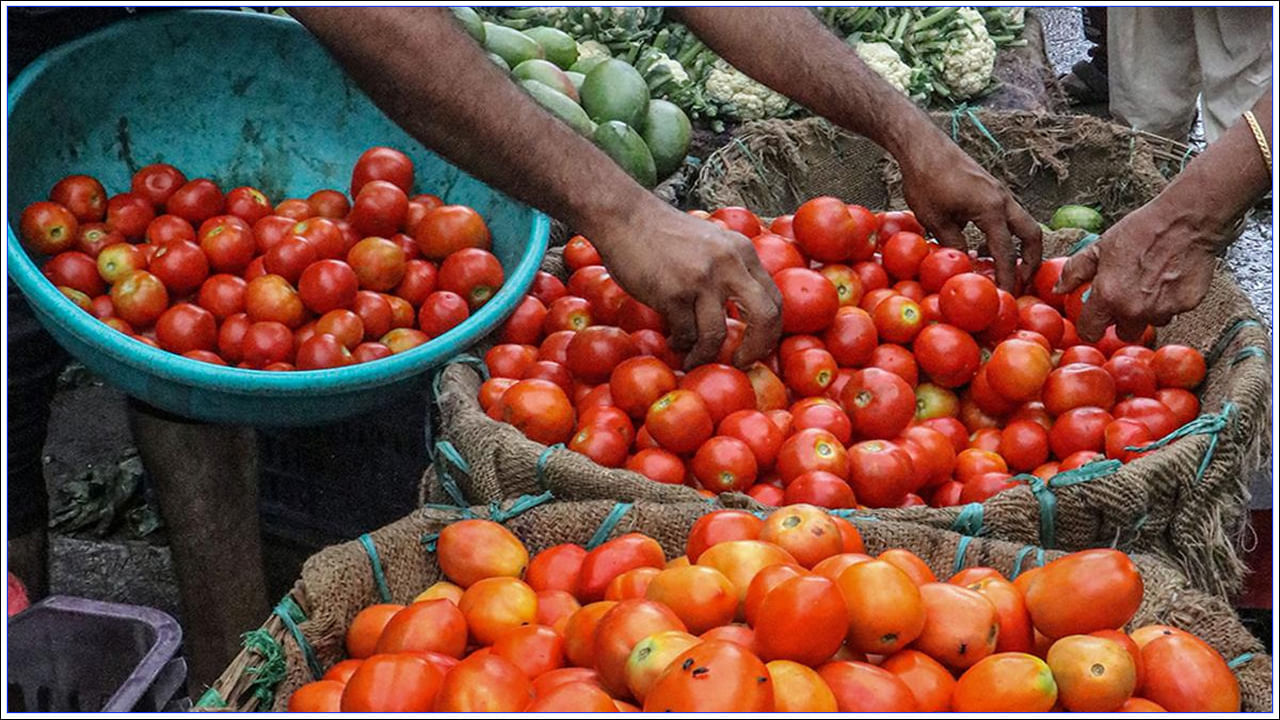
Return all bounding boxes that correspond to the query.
[460,7,692,188]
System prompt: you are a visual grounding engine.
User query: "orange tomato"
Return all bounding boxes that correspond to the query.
[577,533,666,602]
[757,504,844,568]
[605,567,661,601]
[767,660,839,711]
[965,577,1035,654]
[700,623,759,654]
[288,680,344,712]
[948,567,1003,586]
[321,659,363,684]
[340,654,443,712]
[531,666,602,697]
[913,583,999,670]
[877,549,937,585]
[524,681,617,712]
[1092,628,1145,688]
[592,599,688,697]
[536,589,581,633]
[743,563,809,627]
[1139,632,1240,712]
[1024,549,1143,639]
[491,624,565,679]
[413,581,464,605]
[812,552,874,581]
[433,653,534,712]
[374,599,468,658]
[695,540,797,616]
[952,652,1058,712]
[562,601,618,668]
[753,575,847,665]
[644,565,738,635]
[1129,624,1190,649]
[436,519,528,588]
[525,543,587,594]
[1011,565,1043,597]
[829,515,866,553]
[1118,697,1168,711]
[345,604,405,659]
[835,560,925,655]
[817,661,918,711]
[624,630,700,702]
[643,640,774,712]
[458,576,538,646]
[1047,634,1137,712]
[880,649,955,711]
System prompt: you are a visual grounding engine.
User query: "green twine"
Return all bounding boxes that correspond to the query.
[950,502,985,537]
[274,595,323,681]
[1066,233,1101,256]
[1228,652,1256,669]
[194,688,228,709]
[949,104,1004,153]
[1180,145,1196,171]
[1232,346,1268,365]
[430,352,488,400]
[953,535,974,576]
[434,440,470,507]
[1010,544,1045,579]
[358,534,393,604]
[1126,402,1236,481]
[587,502,633,550]
[1013,459,1123,548]
[535,443,567,490]
[1206,319,1263,366]
[241,628,286,706]
[489,491,556,523]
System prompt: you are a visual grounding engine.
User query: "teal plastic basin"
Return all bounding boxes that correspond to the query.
[7,10,549,426]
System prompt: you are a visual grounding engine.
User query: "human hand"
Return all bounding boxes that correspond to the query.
[588,200,782,369]
[1053,196,1222,343]
[897,131,1043,291]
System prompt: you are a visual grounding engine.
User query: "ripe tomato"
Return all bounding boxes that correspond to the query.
[418,290,470,336]
[591,599,687,697]
[245,274,305,328]
[939,272,999,332]
[273,198,310,220]
[964,576,1035,654]
[459,576,538,646]
[298,259,359,314]
[110,270,169,328]
[913,323,980,388]
[846,440,914,507]
[1114,397,1179,440]
[433,653,533,712]
[542,296,593,334]
[577,533,665,603]
[774,267,839,334]
[859,287,897,314]
[915,383,960,422]
[349,180,408,238]
[758,504,842,569]
[1018,301,1066,348]
[987,339,1053,402]
[261,235,316,285]
[709,206,762,237]
[490,624,565,679]
[642,639,773,712]
[438,248,504,308]
[918,246,973,293]
[288,680,344,712]
[1104,355,1159,398]
[881,232,930,280]
[789,397,852,444]
[751,232,807,275]
[914,583,1000,670]
[374,599,467,658]
[1024,549,1143,638]
[345,603,406,659]
[877,548,936,586]
[526,544,587,594]
[351,146,414,196]
[346,237,407,292]
[783,469,855,508]
[792,196,864,262]
[155,303,217,354]
[1046,634,1137,712]
[900,425,957,487]
[1139,632,1240,712]
[224,186,273,224]
[524,360,574,395]
[1043,362,1117,416]
[767,660,838,711]
[605,356,676,419]
[818,661,918,711]
[685,510,762,563]
[1049,406,1114,459]
[851,260,889,295]
[130,163,186,209]
[743,563,808,626]
[1151,344,1206,389]
[240,320,294,366]
[487,344,538,380]
[165,179,224,225]
[872,295,924,344]
[836,559,925,654]
[75,222,123,257]
[643,566,737,639]
[817,264,862,309]
[562,235,603,271]
[316,309,366,350]
[414,205,491,260]
[339,654,442,712]
[951,652,1058,712]
[691,436,758,492]
[1105,418,1153,461]
[249,215,294,253]
[568,424,629,467]
[868,343,919,387]
[1060,345,1107,366]
[384,293,417,329]
[496,379,575,445]
[780,348,835,397]
[530,270,567,307]
[297,334,355,369]
[565,326,636,385]
[840,367,914,439]
[1155,387,1199,426]
[352,290,394,340]
[716,410,783,470]
[104,193,155,240]
[1000,420,1051,472]
[777,428,850,484]
[147,239,208,295]
[43,251,103,297]
[50,174,107,223]
[753,574,846,665]
[881,649,956,711]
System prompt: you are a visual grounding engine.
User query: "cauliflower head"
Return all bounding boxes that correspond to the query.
[703,59,790,120]
[941,7,996,99]
[576,40,611,62]
[854,41,912,95]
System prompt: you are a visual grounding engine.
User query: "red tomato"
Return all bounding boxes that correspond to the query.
[853,260,890,293]
[155,303,217,354]
[197,274,247,320]
[497,379,576,445]
[306,188,350,219]
[196,218,255,274]
[789,397,853,445]
[848,440,915,507]
[986,339,1053,402]
[1151,344,1206,389]
[50,174,107,223]
[1155,388,1199,427]
[297,333,356,370]
[418,291,470,337]
[860,287,897,314]
[793,196,865,262]
[298,259,359,315]
[165,179,224,225]
[562,235,602,270]
[564,326,636,385]
[769,214,795,238]
[679,364,756,424]
[263,236,318,285]
[439,248,504,309]
[868,344,919,387]
[221,186,272,224]
[74,222,123,257]
[782,348,838,397]
[685,510,763,563]
[1042,363,1117,416]
[818,264,864,308]
[840,367,915,439]
[347,237,407,292]
[940,273,999,332]
[543,296,593,334]
[530,271,567,306]
[719,410,785,470]
[776,428,850,484]
[351,146,414,196]
[626,448,687,485]
[1104,418,1153,461]
[823,307,877,366]
[250,215,296,254]
[692,436,759,492]
[148,239,209,295]
[919,247,973,293]
[43,251,104,297]
[485,344,539,379]
[784,470,856,508]
[921,417,969,454]
[414,205,491,260]
[1113,397,1180,440]
[1017,302,1066,348]
[818,661,918,712]
[340,654,443,712]
[899,425,957,487]
[1031,257,1068,310]
[350,180,408,238]
[274,198,311,220]
[881,232,930,280]
[999,420,1051,472]
[1103,355,1158,398]
[914,323,981,388]
[645,390,715,455]
[752,233,807,275]
[708,206,761,237]
[130,163,186,210]
[351,290,394,340]
[105,193,156,240]
[1049,407,1115,459]
[568,425,629,467]
[978,289,1019,346]
[774,267,840,334]
[245,274,305,328]
[873,295,925,344]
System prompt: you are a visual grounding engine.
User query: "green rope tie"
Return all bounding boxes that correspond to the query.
[1126,402,1236,482]
[431,352,488,400]
[1010,544,1046,579]
[274,595,323,681]
[434,440,471,507]
[953,535,974,576]
[1228,652,1256,669]
[1067,232,1101,256]
[1180,145,1196,171]
[1016,459,1122,548]
[1206,319,1263,366]
[949,104,1004,153]
[489,491,556,523]
[1232,346,1268,365]
[535,443,567,490]
[194,688,228,709]
[358,534,393,604]
[241,628,287,707]
[950,502,985,536]
[422,531,441,552]
[587,502,633,550]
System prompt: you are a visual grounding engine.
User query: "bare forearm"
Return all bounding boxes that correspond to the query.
[672,7,935,158]
[291,7,659,239]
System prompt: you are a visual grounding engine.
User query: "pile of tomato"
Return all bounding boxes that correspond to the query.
[479,198,1208,509]
[18,147,503,370]
[287,504,1240,712]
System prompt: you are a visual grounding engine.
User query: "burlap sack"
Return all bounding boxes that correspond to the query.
[427,112,1270,599]
[203,492,1271,712]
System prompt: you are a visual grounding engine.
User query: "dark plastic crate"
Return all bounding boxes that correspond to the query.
[7,596,188,712]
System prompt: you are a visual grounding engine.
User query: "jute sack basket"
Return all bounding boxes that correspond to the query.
[200,490,1272,712]
[426,111,1270,599]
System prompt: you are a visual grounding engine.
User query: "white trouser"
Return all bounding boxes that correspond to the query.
[1108,7,1273,143]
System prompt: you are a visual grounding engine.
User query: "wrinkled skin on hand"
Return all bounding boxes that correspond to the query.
[1054,196,1222,342]
[591,203,783,370]
[899,134,1044,292]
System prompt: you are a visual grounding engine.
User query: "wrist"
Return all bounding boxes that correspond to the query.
[568,182,665,256]
[1146,192,1234,255]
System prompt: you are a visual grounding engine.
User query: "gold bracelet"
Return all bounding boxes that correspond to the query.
[1243,110,1272,176]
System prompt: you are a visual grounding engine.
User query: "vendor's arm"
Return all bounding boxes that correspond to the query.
[291,8,780,368]
[1056,85,1273,341]
[673,7,1043,290]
